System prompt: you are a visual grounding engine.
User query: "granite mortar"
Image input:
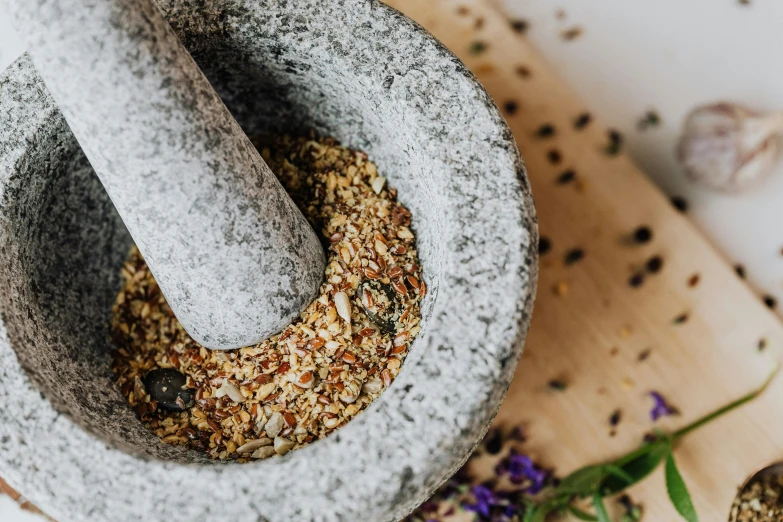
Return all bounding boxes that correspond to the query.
[0,0,538,520]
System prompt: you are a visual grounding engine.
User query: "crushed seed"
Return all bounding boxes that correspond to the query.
[637,109,661,130]
[535,123,556,138]
[671,195,689,213]
[511,19,529,33]
[484,429,504,454]
[605,129,623,155]
[553,281,569,296]
[561,26,583,40]
[564,247,585,265]
[538,236,552,255]
[516,65,532,78]
[673,312,690,325]
[574,112,592,129]
[547,149,562,165]
[548,379,567,391]
[111,135,424,461]
[469,41,487,55]
[628,272,645,288]
[618,494,644,521]
[730,473,783,522]
[556,169,576,185]
[633,226,653,244]
[688,273,701,288]
[646,255,664,273]
[758,338,768,352]
[503,100,519,115]
[638,349,652,362]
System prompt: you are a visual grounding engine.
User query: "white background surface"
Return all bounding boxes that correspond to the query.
[1,1,781,520]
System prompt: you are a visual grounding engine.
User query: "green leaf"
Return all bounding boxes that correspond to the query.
[556,465,609,496]
[672,363,778,441]
[600,442,668,495]
[665,451,699,522]
[528,500,564,522]
[592,492,611,522]
[604,464,635,485]
[522,505,537,522]
[568,505,599,521]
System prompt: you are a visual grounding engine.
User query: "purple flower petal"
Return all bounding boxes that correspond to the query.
[500,452,550,494]
[649,391,677,421]
[463,484,495,518]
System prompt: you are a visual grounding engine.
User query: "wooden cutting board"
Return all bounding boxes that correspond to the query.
[386,0,783,519]
[2,2,781,521]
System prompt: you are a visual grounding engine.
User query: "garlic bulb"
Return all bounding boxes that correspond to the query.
[677,103,783,192]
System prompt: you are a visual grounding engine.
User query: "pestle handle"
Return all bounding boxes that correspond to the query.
[3,0,326,349]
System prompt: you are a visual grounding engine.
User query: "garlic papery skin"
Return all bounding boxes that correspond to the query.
[677,103,783,192]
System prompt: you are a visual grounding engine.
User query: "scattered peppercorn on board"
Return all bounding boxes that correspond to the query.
[385,0,783,520]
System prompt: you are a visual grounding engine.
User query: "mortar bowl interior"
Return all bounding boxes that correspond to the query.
[0,1,536,520]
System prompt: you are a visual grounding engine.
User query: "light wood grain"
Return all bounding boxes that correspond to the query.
[386,0,783,519]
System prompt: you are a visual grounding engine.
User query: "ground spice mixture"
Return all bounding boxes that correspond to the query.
[730,473,783,522]
[111,135,425,460]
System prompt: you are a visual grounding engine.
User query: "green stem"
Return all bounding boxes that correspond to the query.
[672,363,778,441]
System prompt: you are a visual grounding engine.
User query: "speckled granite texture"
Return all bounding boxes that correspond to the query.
[3,0,325,350]
[0,1,538,521]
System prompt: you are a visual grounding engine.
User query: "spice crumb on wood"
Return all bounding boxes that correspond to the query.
[503,100,519,115]
[556,169,576,185]
[546,149,562,164]
[538,236,552,255]
[510,19,529,34]
[111,134,424,461]
[632,225,653,244]
[574,112,592,129]
[535,123,556,138]
[604,129,624,155]
[515,65,532,78]
[469,41,487,55]
[564,247,585,265]
[637,109,661,130]
[548,379,567,391]
[670,195,689,213]
[553,280,569,296]
[645,255,664,273]
[561,26,583,41]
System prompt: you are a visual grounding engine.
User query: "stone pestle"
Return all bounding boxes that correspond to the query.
[2,0,326,349]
